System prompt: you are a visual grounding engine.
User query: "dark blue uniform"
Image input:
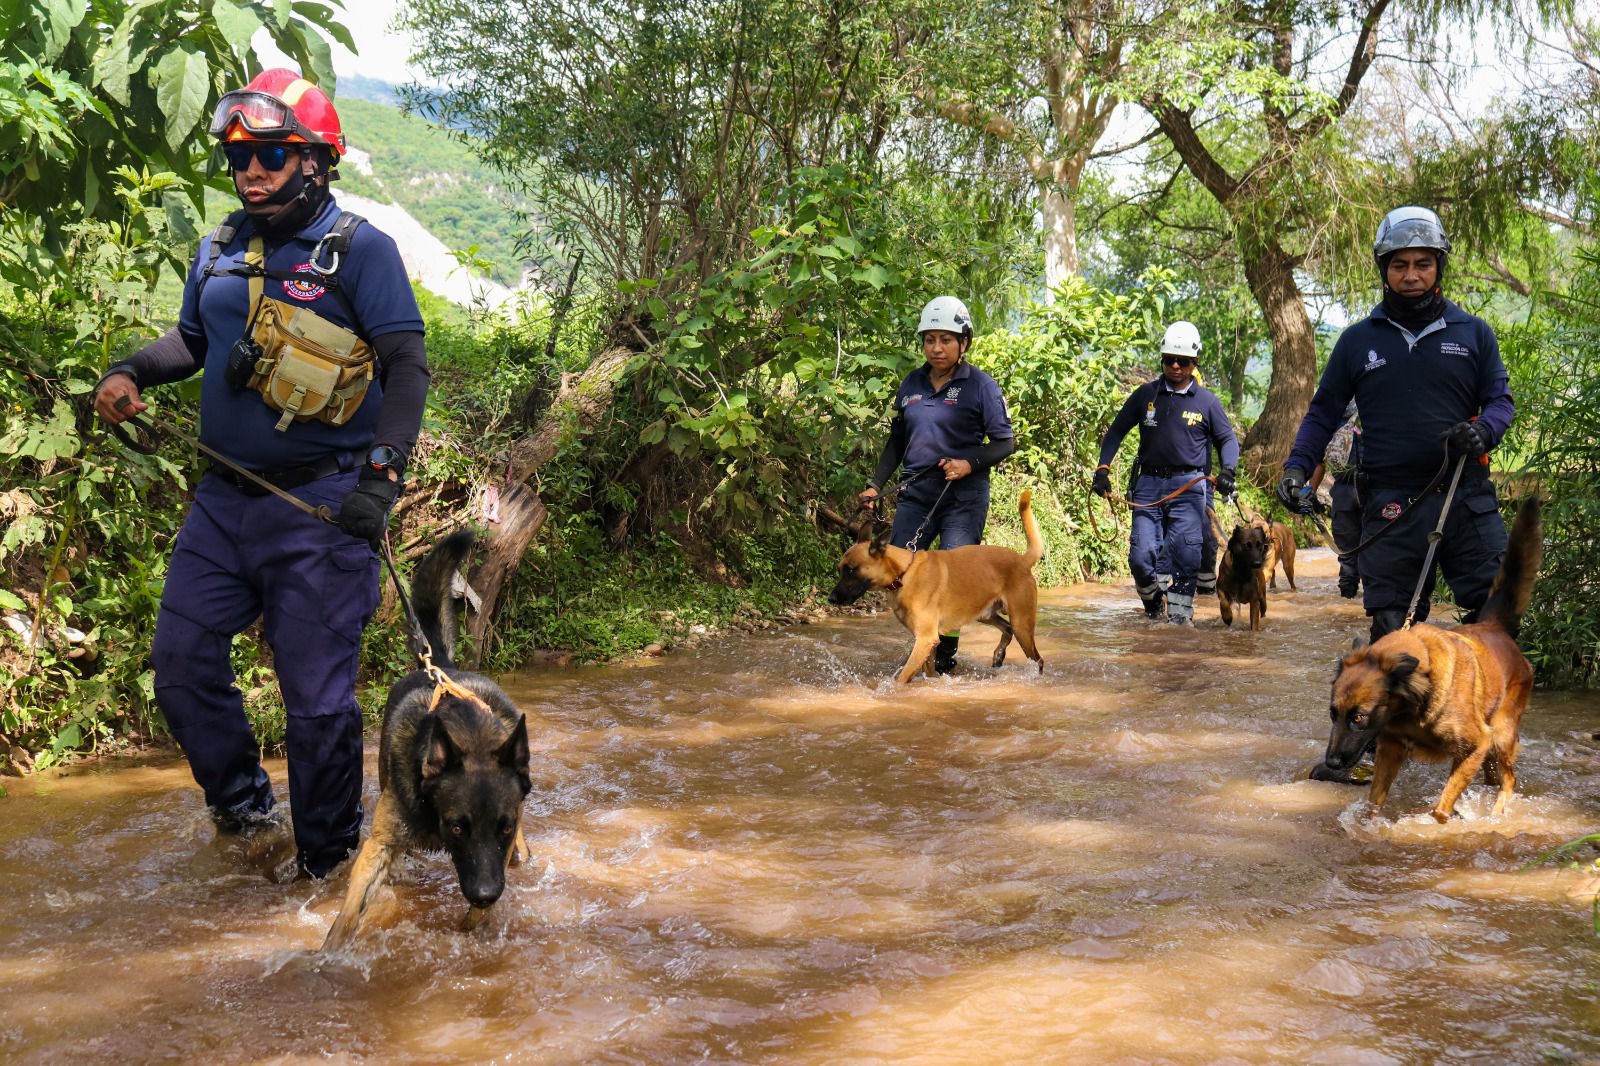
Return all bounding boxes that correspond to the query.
[1286,300,1512,630]
[143,196,424,876]
[1099,378,1239,620]
[877,362,1014,550]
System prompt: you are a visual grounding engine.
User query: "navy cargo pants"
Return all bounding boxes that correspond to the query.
[889,474,989,551]
[1359,472,1507,639]
[1331,479,1361,597]
[151,470,378,877]
[1129,471,1205,621]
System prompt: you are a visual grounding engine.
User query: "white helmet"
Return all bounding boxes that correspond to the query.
[1373,206,1450,260]
[1160,320,1202,359]
[917,296,973,340]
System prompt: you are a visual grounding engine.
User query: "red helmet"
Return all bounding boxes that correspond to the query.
[209,68,345,160]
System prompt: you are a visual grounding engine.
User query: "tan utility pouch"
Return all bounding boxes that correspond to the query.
[242,238,376,432]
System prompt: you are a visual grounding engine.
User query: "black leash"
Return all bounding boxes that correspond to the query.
[1401,454,1468,629]
[1286,452,1455,562]
[109,397,335,524]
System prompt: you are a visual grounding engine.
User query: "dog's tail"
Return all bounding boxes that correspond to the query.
[1019,489,1044,568]
[410,529,475,669]
[1475,496,1542,637]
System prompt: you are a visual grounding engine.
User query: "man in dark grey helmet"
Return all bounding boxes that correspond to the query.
[1281,206,1512,645]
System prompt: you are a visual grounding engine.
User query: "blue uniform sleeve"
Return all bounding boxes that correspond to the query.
[1286,337,1356,474]
[1474,321,1514,447]
[178,238,207,339]
[1209,395,1240,468]
[1097,387,1145,467]
[343,225,425,339]
[981,374,1014,440]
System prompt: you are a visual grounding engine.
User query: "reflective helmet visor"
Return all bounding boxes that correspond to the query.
[209,90,325,143]
[1374,213,1449,258]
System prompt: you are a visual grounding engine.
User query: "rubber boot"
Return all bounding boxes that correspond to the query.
[1166,591,1195,627]
[1369,608,1409,642]
[934,633,960,674]
[1136,582,1167,620]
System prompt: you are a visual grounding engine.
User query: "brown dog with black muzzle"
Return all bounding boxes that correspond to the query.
[1321,496,1541,822]
[828,490,1045,683]
[1212,508,1271,630]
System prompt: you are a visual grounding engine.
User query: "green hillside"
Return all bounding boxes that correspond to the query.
[336,98,533,285]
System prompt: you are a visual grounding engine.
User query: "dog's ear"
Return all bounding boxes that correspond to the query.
[1350,636,1369,651]
[498,714,532,793]
[1380,651,1426,700]
[420,717,462,780]
[869,527,891,557]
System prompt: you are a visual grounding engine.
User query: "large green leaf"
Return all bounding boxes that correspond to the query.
[30,0,87,62]
[291,1,356,55]
[148,45,210,150]
[209,0,264,53]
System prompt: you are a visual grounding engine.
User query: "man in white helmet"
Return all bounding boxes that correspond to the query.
[858,295,1016,673]
[1094,321,1239,625]
[1280,206,1512,646]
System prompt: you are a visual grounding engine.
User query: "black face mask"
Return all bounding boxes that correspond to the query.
[238,151,332,237]
[1379,251,1448,330]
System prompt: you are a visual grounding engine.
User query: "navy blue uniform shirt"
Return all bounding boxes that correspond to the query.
[1098,377,1240,471]
[178,196,424,470]
[890,361,1013,480]
[1287,299,1513,489]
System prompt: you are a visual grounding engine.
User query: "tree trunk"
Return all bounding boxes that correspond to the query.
[1237,236,1317,481]
[1041,184,1080,296]
[464,483,547,668]
[462,344,638,665]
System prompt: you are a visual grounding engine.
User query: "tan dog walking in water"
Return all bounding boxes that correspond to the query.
[828,490,1045,683]
[1321,497,1541,822]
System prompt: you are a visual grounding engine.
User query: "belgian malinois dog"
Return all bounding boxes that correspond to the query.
[1321,496,1542,823]
[1266,519,1296,590]
[828,490,1045,683]
[1216,518,1272,630]
[322,531,532,951]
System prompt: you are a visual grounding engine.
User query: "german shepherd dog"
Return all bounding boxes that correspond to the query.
[827,490,1045,683]
[322,531,532,951]
[1322,497,1542,823]
[1216,517,1272,630]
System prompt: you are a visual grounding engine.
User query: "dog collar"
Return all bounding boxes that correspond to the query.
[886,577,903,591]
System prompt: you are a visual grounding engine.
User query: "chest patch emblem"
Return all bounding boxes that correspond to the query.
[1440,341,1471,358]
[1362,349,1387,372]
[904,393,924,407]
[945,387,961,401]
[282,264,326,302]
[1182,410,1204,426]
[1142,402,1158,428]
[1381,501,1402,521]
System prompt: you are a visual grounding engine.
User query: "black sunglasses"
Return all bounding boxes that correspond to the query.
[1162,355,1197,367]
[222,142,304,172]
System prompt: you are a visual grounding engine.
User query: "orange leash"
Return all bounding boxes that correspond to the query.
[1087,473,1216,542]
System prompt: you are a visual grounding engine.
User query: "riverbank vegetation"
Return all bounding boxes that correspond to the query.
[2,0,1598,771]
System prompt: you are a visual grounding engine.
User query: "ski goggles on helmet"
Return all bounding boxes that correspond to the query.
[209,90,326,144]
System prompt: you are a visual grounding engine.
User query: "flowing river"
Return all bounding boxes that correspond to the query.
[4,548,1599,1064]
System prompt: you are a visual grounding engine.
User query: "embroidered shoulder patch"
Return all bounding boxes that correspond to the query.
[282,264,326,302]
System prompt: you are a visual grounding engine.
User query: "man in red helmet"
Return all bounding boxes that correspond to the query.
[93,70,431,880]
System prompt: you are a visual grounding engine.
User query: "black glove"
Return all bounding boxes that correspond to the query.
[1092,467,1112,498]
[337,470,401,545]
[1276,468,1306,509]
[1214,466,1237,498]
[1440,420,1491,459]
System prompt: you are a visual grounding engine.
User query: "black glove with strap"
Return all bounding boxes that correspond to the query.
[1092,466,1112,498]
[1440,419,1491,459]
[1276,467,1306,510]
[337,469,401,546]
[1214,466,1237,499]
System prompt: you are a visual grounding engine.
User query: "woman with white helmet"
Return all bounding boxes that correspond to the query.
[857,295,1017,674]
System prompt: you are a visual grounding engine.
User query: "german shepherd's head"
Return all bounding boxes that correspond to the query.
[828,527,900,606]
[1226,523,1271,573]
[1322,635,1428,772]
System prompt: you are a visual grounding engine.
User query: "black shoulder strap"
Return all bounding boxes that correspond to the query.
[194,209,250,302]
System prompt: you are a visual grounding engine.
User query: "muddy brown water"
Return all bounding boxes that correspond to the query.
[4,548,1600,1064]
